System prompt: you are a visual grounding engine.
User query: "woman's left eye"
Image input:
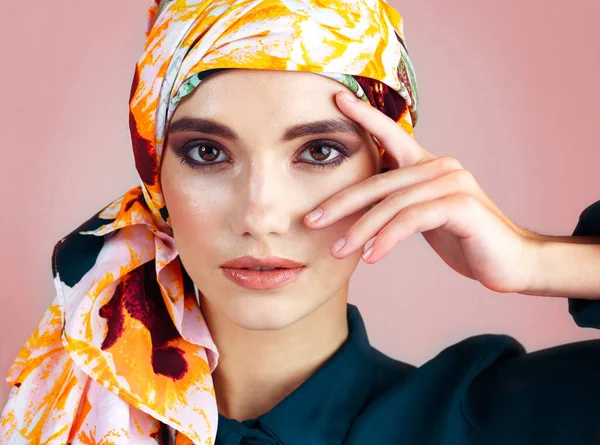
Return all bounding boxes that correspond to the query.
[296,141,351,169]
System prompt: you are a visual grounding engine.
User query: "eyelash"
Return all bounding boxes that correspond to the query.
[173,139,353,171]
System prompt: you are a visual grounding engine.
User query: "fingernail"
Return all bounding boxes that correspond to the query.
[305,208,324,223]
[332,236,347,253]
[341,90,357,102]
[362,246,374,261]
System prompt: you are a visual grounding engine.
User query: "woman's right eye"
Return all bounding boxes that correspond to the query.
[175,141,231,171]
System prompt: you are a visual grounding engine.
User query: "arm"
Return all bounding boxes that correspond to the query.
[460,201,600,444]
[520,200,600,299]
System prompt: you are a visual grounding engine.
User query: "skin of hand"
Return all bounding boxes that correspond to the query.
[304,90,600,299]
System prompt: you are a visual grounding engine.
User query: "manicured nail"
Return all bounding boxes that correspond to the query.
[341,90,357,102]
[362,246,374,261]
[305,208,324,223]
[332,236,347,253]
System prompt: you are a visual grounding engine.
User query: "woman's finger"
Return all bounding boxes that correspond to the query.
[330,168,477,258]
[335,90,436,168]
[305,156,464,228]
[360,193,486,263]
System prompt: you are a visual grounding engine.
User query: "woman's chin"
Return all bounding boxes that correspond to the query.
[222,294,321,331]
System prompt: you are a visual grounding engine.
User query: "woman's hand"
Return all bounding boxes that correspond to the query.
[303,90,540,295]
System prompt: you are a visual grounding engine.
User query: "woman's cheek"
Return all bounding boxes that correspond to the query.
[164,178,231,253]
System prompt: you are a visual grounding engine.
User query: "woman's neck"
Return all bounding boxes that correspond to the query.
[200,289,349,421]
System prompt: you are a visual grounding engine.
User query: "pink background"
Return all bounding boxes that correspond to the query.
[2,0,600,406]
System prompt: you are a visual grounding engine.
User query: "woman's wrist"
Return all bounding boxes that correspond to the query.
[519,233,600,299]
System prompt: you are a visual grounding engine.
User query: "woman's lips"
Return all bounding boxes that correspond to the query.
[220,266,307,290]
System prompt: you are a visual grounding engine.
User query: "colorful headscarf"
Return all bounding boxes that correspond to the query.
[0,1,419,443]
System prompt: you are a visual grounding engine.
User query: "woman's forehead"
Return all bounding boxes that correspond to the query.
[173,69,348,119]
[186,69,343,97]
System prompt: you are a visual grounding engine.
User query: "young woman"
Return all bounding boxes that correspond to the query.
[2,1,600,444]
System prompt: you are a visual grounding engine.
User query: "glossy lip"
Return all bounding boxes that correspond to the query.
[220,256,307,290]
[220,266,307,290]
[220,255,305,269]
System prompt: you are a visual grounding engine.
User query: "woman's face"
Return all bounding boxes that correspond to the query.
[161,69,381,331]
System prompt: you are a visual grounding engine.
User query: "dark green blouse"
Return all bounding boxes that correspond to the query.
[215,200,600,445]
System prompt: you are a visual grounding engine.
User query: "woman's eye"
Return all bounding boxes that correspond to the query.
[174,139,351,171]
[188,143,230,164]
[174,141,231,171]
[295,141,352,169]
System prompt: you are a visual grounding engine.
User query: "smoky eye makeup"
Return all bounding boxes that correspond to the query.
[169,136,362,172]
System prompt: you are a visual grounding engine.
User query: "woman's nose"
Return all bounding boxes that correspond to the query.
[229,165,294,239]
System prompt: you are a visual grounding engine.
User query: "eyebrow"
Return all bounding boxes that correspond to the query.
[167,117,365,141]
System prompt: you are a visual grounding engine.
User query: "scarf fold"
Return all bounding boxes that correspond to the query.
[0,1,419,443]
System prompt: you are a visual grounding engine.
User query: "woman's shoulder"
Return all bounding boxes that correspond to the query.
[371,330,600,401]
[366,333,525,396]
[358,334,600,444]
